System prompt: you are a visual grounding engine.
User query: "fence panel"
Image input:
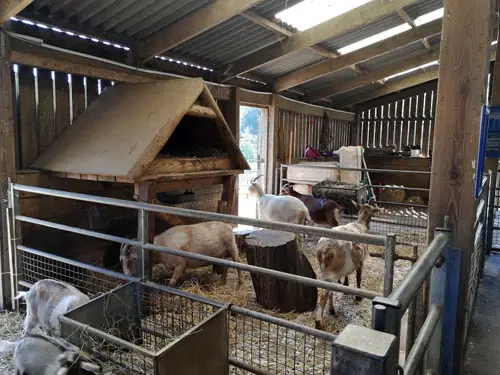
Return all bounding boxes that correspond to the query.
[358,83,437,156]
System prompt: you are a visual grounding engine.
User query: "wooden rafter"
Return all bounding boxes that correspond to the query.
[7,35,232,100]
[275,18,442,92]
[396,8,433,50]
[306,50,441,102]
[334,48,497,108]
[241,10,340,60]
[0,0,32,24]
[136,0,264,63]
[334,66,440,108]
[223,0,419,79]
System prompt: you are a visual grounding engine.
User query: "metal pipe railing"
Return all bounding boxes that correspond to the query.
[389,233,448,312]
[15,217,382,300]
[12,184,386,246]
[280,164,432,175]
[404,304,442,375]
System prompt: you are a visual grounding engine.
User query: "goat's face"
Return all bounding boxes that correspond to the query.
[56,350,101,374]
[247,183,260,198]
[119,243,138,276]
[280,186,292,196]
[351,200,385,221]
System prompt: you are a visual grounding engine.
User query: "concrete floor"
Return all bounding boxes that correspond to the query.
[462,253,500,375]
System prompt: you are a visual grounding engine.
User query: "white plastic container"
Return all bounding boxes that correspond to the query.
[287,161,339,183]
[336,146,362,184]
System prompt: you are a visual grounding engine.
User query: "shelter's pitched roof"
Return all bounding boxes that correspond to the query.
[32,78,249,179]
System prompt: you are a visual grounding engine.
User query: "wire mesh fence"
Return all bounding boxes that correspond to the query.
[18,247,336,375]
[228,308,334,375]
[60,282,226,375]
[342,202,428,250]
[19,246,128,296]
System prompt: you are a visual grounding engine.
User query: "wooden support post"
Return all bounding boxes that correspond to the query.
[219,175,237,216]
[427,0,493,370]
[134,182,156,280]
[0,31,16,310]
[220,87,240,215]
[267,94,279,194]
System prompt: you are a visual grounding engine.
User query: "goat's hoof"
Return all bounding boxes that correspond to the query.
[315,320,322,329]
[355,296,362,302]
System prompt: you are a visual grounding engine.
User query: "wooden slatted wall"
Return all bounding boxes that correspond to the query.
[277,109,356,161]
[13,64,113,169]
[357,81,438,156]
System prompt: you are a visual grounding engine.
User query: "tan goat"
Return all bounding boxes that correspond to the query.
[314,200,383,328]
[120,221,243,287]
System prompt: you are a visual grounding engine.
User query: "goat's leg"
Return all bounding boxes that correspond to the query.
[168,264,186,287]
[343,276,349,287]
[315,289,330,329]
[355,266,363,301]
[22,306,37,335]
[227,246,243,289]
[328,291,336,316]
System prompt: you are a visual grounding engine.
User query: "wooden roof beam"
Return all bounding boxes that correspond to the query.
[0,0,32,24]
[241,11,341,60]
[306,50,442,102]
[334,66,440,108]
[332,48,497,108]
[396,8,433,50]
[223,0,419,79]
[136,0,265,64]
[274,18,442,92]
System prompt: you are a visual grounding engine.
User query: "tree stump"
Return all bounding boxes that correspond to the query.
[245,230,318,313]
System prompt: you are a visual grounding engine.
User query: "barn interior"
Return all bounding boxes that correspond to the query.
[0,0,498,374]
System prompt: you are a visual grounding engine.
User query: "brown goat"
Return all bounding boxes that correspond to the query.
[120,221,243,287]
[280,184,343,228]
[314,200,383,329]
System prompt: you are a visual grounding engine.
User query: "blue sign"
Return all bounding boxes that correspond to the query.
[475,105,500,199]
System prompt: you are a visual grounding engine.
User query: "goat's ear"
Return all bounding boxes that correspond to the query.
[80,361,102,373]
[351,200,359,209]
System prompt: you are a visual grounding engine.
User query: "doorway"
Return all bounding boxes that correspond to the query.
[238,105,268,222]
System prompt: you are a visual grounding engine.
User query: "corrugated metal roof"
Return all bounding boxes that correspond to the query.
[253,49,326,78]
[252,0,303,21]
[358,40,435,71]
[298,68,356,93]
[172,15,282,66]
[404,0,443,20]
[317,13,404,52]
[32,0,212,39]
[21,0,448,100]
[316,0,443,53]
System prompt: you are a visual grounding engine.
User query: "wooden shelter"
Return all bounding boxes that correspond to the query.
[28,77,249,274]
[32,77,248,185]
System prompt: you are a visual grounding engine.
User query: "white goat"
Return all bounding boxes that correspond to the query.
[314,200,383,328]
[16,279,90,336]
[120,221,243,287]
[248,175,311,247]
[0,333,101,375]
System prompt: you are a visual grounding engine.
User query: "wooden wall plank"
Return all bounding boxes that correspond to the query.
[19,65,37,168]
[71,75,86,122]
[54,71,70,137]
[37,69,55,155]
[86,77,99,105]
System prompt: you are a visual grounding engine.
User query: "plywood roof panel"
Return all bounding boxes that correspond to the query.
[32,77,249,180]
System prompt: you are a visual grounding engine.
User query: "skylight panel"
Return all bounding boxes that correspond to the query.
[384,61,438,81]
[338,23,411,55]
[275,0,374,32]
[414,8,444,26]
